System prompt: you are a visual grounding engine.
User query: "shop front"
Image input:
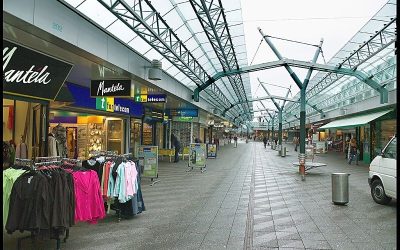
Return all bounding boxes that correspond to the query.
[319,109,395,163]
[142,107,164,147]
[3,39,73,162]
[49,82,143,159]
[169,108,200,147]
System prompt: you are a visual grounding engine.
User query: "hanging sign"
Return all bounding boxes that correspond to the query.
[3,39,73,101]
[90,79,131,97]
[169,108,199,117]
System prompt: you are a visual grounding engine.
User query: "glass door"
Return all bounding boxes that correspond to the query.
[106,118,123,154]
[130,118,142,157]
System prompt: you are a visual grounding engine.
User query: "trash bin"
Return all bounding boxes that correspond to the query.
[332,173,350,205]
[281,147,286,157]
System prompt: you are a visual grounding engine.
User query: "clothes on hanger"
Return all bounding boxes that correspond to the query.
[72,170,105,224]
[81,155,145,218]
[3,168,26,229]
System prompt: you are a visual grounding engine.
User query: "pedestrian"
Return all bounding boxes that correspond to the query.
[214,137,219,149]
[171,133,181,163]
[344,136,350,159]
[229,135,232,144]
[233,135,238,148]
[263,136,267,149]
[348,138,358,165]
[294,137,299,152]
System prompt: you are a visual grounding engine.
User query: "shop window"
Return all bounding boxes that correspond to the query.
[383,137,396,160]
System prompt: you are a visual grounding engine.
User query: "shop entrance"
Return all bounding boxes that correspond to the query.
[49,110,127,159]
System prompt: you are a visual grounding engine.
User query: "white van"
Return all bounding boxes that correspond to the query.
[368,135,397,205]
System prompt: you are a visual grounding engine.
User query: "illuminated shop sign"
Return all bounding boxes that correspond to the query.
[134,86,166,103]
[134,94,166,103]
[90,79,131,97]
[169,108,198,117]
[66,82,143,117]
[95,97,131,114]
[3,39,73,101]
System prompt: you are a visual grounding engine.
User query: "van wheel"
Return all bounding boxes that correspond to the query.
[371,179,391,205]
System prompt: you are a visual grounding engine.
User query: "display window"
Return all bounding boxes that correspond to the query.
[171,121,191,147]
[49,110,127,159]
[3,98,48,160]
[142,123,153,145]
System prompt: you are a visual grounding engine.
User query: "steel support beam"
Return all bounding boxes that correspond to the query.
[259,27,323,180]
[258,80,292,147]
[193,58,388,104]
[284,18,395,115]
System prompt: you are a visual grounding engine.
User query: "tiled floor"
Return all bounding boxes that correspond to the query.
[3,140,397,249]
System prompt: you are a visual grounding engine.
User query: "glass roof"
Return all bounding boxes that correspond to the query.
[60,0,253,122]
[284,0,396,117]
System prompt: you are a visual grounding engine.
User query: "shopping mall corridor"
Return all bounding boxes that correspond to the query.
[3,140,396,250]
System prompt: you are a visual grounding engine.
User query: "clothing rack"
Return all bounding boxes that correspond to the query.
[34,161,61,167]
[34,156,61,163]
[14,158,34,168]
[16,158,71,250]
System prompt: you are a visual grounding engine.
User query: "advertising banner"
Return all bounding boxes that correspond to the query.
[138,146,158,178]
[90,79,131,97]
[189,143,206,168]
[3,39,73,101]
[206,144,217,158]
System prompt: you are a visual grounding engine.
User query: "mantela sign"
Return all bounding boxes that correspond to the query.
[90,79,131,97]
[3,39,73,101]
[66,82,143,117]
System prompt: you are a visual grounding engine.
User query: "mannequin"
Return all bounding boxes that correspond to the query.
[48,132,59,157]
[52,123,67,157]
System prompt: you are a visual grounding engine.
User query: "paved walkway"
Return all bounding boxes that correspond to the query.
[3,140,397,249]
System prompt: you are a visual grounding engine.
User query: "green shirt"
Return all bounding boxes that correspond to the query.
[3,168,26,228]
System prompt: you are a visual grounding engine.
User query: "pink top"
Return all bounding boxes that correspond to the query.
[124,161,138,198]
[73,170,106,224]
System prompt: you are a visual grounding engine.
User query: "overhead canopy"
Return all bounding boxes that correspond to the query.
[319,110,393,130]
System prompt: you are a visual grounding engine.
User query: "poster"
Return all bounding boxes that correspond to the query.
[138,146,158,178]
[189,143,206,167]
[207,144,217,158]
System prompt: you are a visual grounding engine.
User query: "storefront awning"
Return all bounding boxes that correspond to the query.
[319,110,393,130]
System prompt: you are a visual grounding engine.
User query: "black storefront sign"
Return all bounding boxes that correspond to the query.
[3,39,73,101]
[90,80,131,97]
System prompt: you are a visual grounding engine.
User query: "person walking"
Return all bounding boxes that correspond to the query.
[263,136,268,149]
[294,137,299,152]
[171,133,181,163]
[233,135,238,148]
[344,136,350,159]
[348,138,358,165]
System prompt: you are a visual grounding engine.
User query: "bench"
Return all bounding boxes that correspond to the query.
[159,149,174,162]
[292,162,327,172]
[180,147,189,160]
